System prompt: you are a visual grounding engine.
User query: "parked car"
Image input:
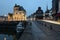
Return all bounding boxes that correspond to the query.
[16,26,24,33]
[16,24,25,39]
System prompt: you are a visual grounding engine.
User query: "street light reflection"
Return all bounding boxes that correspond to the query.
[42,20,60,25]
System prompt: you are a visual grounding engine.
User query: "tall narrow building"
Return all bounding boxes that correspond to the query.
[52,0,59,20]
[52,0,60,21]
[45,6,50,19]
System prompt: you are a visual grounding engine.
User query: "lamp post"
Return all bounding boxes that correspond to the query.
[4,35,6,40]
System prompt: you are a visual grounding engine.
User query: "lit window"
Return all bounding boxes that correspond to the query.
[19,12,21,14]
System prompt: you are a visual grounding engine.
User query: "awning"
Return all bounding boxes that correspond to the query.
[56,13,60,16]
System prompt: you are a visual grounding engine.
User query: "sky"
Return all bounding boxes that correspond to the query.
[0,0,52,16]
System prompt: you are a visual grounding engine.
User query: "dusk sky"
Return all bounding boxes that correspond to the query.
[0,0,52,16]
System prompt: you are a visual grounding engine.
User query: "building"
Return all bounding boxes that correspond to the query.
[52,0,60,21]
[57,0,60,21]
[44,6,52,20]
[27,7,43,21]
[35,7,43,20]
[8,4,26,21]
[45,6,50,20]
[0,16,8,21]
[52,0,59,20]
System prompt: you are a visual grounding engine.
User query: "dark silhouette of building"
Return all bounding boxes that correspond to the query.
[52,0,59,20]
[52,0,60,21]
[45,6,50,19]
[14,4,26,12]
[35,7,43,20]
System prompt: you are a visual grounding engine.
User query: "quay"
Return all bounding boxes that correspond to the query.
[0,21,19,35]
[0,21,27,40]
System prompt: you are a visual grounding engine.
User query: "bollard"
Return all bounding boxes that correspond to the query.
[42,23,43,25]
[50,25,53,30]
[44,24,46,27]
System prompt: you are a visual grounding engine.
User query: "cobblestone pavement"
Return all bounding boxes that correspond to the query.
[19,23,32,40]
[19,21,48,40]
[19,21,60,40]
[35,21,60,40]
[31,21,48,40]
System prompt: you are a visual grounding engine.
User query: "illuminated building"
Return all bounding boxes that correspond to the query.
[0,16,7,21]
[8,4,26,21]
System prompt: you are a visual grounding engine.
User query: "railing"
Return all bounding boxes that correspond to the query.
[42,20,60,25]
[36,20,60,34]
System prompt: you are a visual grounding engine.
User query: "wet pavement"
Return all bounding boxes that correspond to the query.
[19,21,60,40]
[32,21,48,40]
[19,21,48,40]
[19,22,32,40]
[35,21,60,40]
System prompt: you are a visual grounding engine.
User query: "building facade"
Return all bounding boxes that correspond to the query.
[52,0,59,20]
[0,16,8,21]
[57,0,60,21]
[45,6,50,20]
[35,7,43,20]
[52,0,60,21]
[8,4,26,21]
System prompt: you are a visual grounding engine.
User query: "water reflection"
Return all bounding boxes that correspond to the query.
[0,34,13,40]
[0,21,27,40]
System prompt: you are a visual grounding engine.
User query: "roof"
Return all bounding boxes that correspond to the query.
[0,16,5,18]
[8,13,13,16]
[14,4,26,12]
[14,4,20,7]
[19,6,26,12]
[0,16,8,18]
